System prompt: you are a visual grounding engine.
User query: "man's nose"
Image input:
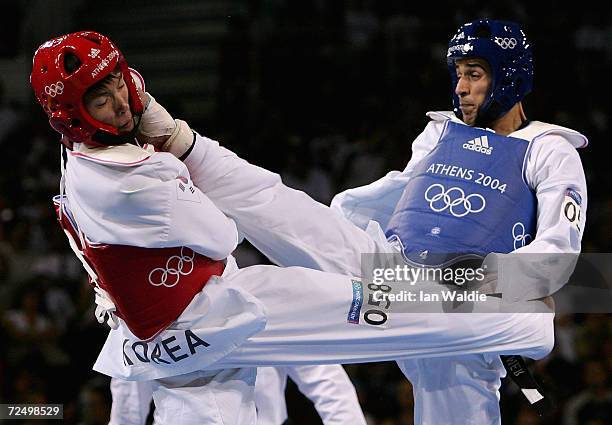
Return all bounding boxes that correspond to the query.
[455,77,469,97]
[114,91,129,114]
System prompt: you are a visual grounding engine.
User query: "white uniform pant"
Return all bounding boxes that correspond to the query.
[153,368,257,425]
[109,371,259,425]
[142,358,508,425]
[109,378,154,425]
[255,365,366,425]
[210,266,553,367]
[95,261,552,424]
[109,364,366,425]
[399,354,506,425]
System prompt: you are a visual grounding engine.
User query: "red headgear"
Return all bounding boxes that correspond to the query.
[30,31,143,146]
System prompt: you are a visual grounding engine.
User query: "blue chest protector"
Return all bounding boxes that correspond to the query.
[385,121,537,266]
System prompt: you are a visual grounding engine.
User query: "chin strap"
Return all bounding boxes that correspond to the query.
[90,120,141,146]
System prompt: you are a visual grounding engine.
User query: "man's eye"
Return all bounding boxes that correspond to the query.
[95,98,108,107]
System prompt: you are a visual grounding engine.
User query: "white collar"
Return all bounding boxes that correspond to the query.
[70,142,155,166]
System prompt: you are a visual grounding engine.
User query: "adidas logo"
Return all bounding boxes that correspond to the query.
[88,48,101,58]
[462,136,493,155]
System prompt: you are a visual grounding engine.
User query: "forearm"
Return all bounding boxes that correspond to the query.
[493,138,588,300]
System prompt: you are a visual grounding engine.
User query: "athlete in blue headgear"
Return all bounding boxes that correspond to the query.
[37,26,560,424]
[447,20,534,128]
[333,19,588,424]
[41,22,583,424]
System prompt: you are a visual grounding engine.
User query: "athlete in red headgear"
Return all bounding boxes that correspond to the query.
[31,30,555,424]
[31,31,144,146]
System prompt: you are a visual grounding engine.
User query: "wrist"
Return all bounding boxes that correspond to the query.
[178,134,196,160]
[162,119,195,158]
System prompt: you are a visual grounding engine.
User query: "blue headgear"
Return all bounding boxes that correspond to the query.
[447,19,534,125]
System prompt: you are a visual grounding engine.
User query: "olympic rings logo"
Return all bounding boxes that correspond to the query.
[494,37,517,49]
[512,222,532,249]
[44,82,64,97]
[148,247,195,288]
[424,183,486,218]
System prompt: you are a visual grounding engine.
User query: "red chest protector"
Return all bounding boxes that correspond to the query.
[53,197,224,340]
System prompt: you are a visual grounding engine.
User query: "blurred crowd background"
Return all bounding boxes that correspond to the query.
[0,1,611,424]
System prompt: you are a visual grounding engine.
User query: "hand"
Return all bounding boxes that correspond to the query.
[94,286,119,329]
[538,295,555,311]
[135,91,176,149]
[135,92,195,158]
[474,270,498,294]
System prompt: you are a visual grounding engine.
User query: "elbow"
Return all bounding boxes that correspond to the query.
[540,316,556,359]
[528,313,555,360]
[204,219,239,261]
[215,227,239,260]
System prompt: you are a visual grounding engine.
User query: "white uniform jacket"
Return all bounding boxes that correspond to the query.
[332,111,588,299]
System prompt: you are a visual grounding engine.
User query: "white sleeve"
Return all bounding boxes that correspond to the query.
[406,121,443,170]
[286,365,367,425]
[519,135,587,254]
[116,171,238,260]
[330,170,408,231]
[181,133,383,276]
[69,154,239,261]
[493,136,588,301]
[331,121,439,230]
